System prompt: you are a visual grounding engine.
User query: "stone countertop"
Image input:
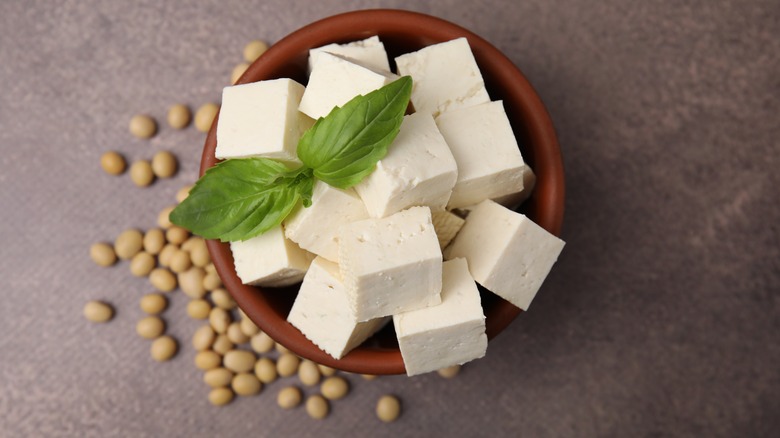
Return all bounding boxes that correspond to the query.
[1,0,778,436]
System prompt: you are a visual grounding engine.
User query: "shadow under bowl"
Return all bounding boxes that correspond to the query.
[201,9,564,375]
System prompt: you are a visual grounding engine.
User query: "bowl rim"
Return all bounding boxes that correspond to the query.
[200,9,565,375]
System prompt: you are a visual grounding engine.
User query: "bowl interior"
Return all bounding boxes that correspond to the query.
[201,9,564,375]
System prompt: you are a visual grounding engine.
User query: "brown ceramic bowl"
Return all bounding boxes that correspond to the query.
[201,9,564,375]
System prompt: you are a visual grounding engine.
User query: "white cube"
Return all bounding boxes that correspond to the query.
[395,37,490,117]
[488,164,537,210]
[230,226,314,287]
[444,200,565,310]
[435,101,527,209]
[287,257,390,359]
[283,181,369,262]
[338,206,442,321]
[393,258,487,376]
[308,36,391,73]
[216,78,313,164]
[299,52,399,120]
[431,210,465,250]
[354,112,458,218]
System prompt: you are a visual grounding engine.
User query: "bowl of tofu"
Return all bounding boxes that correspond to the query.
[201,9,565,375]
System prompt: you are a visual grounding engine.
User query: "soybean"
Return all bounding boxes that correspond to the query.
[90,242,117,267]
[136,316,165,339]
[129,160,155,187]
[150,335,177,361]
[129,251,155,277]
[318,364,337,377]
[169,249,192,273]
[165,226,189,245]
[239,316,259,337]
[209,307,231,334]
[129,114,157,139]
[143,228,165,255]
[202,271,222,291]
[158,244,178,267]
[231,62,249,84]
[114,229,144,260]
[305,395,329,419]
[192,325,216,351]
[437,365,461,379]
[208,388,234,406]
[212,334,234,355]
[223,350,256,373]
[157,206,175,229]
[232,373,262,396]
[100,151,126,175]
[83,301,114,322]
[167,104,191,129]
[194,350,222,370]
[243,40,268,62]
[226,322,249,345]
[204,367,234,388]
[149,268,177,292]
[321,376,349,400]
[376,395,401,422]
[186,299,211,320]
[179,267,206,299]
[194,103,219,133]
[250,332,275,354]
[139,293,167,314]
[210,288,235,310]
[277,386,302,409]
[175,185,192,203]
[276,353,300,378]
[151,151,177,178]
[298,360,321,387]
[254,357,277,384]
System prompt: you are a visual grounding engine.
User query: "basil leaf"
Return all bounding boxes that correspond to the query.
[169,158,301,242]
[297,76,412,189]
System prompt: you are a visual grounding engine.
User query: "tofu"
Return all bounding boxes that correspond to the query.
[431,210,465,249]
[283,181,369,262]
[444,200,565,310]
[308,36,391,73]
[354,112,458,218]
[338,206,442,321]
[230,226,314,287]
[393,258,487,376]
[435,101,526,209]
[216,78,313,164]
[395,38,490,117]
[287,257,390,359]
[299,52,399,120]
[486,164,536,210]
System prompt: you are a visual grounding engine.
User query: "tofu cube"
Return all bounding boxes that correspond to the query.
[393,258,487,376]
[395,37,490,117]
[230,226,314,287]
[299,52,399,120]
[444,200,565,310]
[487,164,537,210]
[354,112,458,218]
[216,78,313,164]
[338,206,442,321]
[435,101,527,209]
[288,257,390,359]
[308,36,391,73]
[431,210,465,250]
[284,181,369,262]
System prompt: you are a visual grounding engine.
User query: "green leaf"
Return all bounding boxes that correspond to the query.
[169,158,303,242]
[297,76,412,189]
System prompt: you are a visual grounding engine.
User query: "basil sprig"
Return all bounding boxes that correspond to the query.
[170,76,412,242]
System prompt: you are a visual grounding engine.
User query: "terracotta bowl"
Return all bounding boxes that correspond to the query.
[201,9,564,375]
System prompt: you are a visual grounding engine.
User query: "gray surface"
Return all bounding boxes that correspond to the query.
[1,0,778,436]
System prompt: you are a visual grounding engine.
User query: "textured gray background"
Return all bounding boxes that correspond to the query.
[1,0,778,437]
